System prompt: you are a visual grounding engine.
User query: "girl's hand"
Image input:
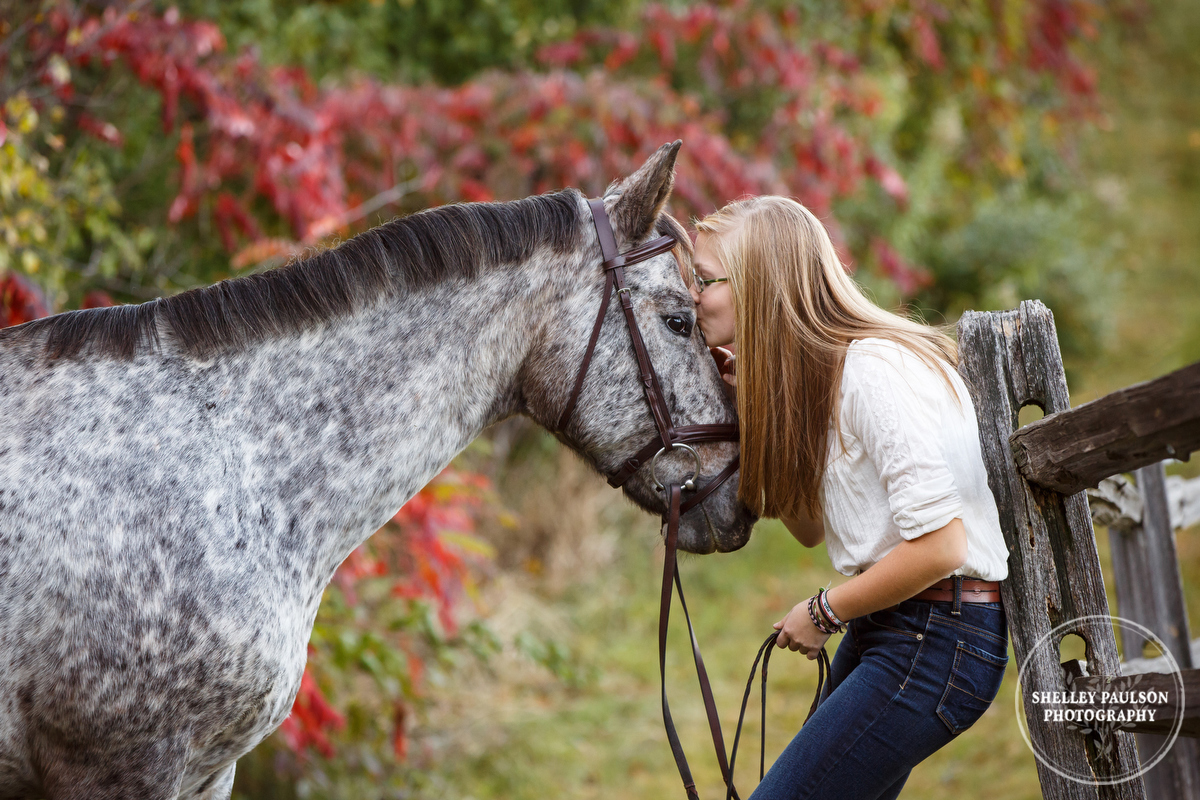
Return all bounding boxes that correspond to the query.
[710,347,737,388]
[773,598,832,660]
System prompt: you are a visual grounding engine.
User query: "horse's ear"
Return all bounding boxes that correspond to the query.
[606,140,681,248]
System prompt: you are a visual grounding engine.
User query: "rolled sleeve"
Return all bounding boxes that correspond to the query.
[888,473,964,539]
[844,343,964,540]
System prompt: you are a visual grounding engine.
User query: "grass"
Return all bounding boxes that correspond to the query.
[425,511,1064,799]
[420,460,1199,798]
[419,466,1196,785]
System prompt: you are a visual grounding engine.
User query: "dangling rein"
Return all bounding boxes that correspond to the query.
[660,485,832,800]
[555,197,832,799]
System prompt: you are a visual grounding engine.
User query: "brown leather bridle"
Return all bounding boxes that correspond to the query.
[555,198,829,800]
[555,198,741,499]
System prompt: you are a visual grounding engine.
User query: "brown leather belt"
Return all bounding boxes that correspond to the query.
[878,576,1001,612]
[913,576,1001,602]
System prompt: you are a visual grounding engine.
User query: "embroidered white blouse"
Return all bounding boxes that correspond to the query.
[817,337,1010,581]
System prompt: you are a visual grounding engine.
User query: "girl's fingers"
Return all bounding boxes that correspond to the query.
[711,348,737,378]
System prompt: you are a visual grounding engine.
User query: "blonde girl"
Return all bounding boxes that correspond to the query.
[688,196,1010,800]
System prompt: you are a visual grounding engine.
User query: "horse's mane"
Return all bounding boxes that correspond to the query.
[1,188,585,361]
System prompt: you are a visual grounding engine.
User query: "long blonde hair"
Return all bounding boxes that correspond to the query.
[693,196,961,521]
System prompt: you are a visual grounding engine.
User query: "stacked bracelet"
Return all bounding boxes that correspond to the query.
[806,588,845,634]
[807,592,843,634]
[806,595,834,633]
[818,588,846,630]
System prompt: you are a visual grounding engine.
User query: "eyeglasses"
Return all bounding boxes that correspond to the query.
[690,263,729,294]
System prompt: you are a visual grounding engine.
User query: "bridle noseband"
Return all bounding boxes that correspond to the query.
[553,197,828,800]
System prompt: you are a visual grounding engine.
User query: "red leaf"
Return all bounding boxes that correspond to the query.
[81,290,115,309]
[536,39,586,68]
[459,179,493,203]
[1,274,49,328]
[393,701,409,761]
[281,669,345,759]
[871,237,934,296]
[865,157,910,207]
[78,113,123,146]
[911,15,944,70]
[604,33,640,72]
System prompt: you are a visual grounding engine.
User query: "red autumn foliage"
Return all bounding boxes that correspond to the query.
[871,237,935,296]
[387,469,494,638]
[0,274,48,328]
[393,700,410,762]
[284,468,495,758]
[80,290,115,309]
[278,667,346,760]
[6,0,1107,302]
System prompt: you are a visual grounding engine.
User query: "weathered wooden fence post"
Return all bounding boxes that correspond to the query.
[956,299,1147,799]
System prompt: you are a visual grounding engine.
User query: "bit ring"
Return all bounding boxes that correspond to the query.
[651,443,702,492]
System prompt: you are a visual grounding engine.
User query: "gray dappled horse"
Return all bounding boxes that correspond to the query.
[0,142,754,799]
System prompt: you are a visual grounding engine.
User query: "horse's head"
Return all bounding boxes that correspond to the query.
[523,142,757,554]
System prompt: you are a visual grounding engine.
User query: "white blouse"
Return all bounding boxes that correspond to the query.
[818,337,1010,581]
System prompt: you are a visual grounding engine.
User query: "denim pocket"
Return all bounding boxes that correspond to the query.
[936,639,1009,735]
[861,604,925,640]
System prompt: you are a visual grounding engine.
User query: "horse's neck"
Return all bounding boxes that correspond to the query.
[211,261,559,593]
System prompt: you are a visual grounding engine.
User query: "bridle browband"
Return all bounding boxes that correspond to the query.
[554,197,828,800]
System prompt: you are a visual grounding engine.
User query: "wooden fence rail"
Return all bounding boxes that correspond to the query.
[1009,360,1200,495]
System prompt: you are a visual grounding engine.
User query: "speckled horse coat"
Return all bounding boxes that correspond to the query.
[0,143,752,799]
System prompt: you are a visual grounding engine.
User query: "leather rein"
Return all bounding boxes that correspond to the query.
[554,197,830,800]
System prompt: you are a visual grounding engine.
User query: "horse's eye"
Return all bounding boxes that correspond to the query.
[664,315,692,336]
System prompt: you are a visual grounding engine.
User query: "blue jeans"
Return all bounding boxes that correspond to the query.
[747,598,1009,800]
